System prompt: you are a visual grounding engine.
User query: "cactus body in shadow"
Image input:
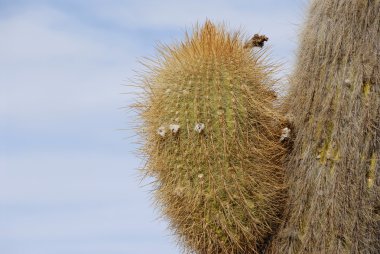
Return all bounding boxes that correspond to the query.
[268,1,380,253]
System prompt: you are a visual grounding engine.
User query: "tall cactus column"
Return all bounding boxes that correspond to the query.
[268,1,380,253]
[135,22,286,254]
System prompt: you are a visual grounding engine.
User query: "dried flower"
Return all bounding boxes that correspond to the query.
[280,127,291,141]
[157,126,166,137]
[169,124,180,134]
[194,123,205,133]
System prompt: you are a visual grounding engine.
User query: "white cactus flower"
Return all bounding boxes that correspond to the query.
[194,123,205,133]
[169,124,180,134]
[280,127,291,141]
[157,126,166,137]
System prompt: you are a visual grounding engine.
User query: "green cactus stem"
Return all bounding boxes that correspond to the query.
[134,21,286,254]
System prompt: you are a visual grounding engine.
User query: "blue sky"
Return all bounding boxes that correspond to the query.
[0,1,306,253]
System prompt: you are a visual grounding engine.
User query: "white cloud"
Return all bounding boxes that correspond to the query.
[0,6,105,61]
[0,5,138,121]
[0,152,141,203]
[0,152,179,254]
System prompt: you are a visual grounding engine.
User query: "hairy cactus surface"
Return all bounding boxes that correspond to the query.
[268,1,380,253]
[135,21,286,253]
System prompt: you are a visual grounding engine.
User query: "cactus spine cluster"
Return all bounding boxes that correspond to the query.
[268,1,380,253]
[135,22,286,253]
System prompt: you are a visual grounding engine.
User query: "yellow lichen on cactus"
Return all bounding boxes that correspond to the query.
[367,153,377,189]
[134,21,286,253]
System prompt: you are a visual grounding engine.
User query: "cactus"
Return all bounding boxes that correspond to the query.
[134,21,286,253]
[267,1,380,253]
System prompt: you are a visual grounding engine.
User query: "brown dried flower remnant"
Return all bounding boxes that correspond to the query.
[244,34,268,49]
